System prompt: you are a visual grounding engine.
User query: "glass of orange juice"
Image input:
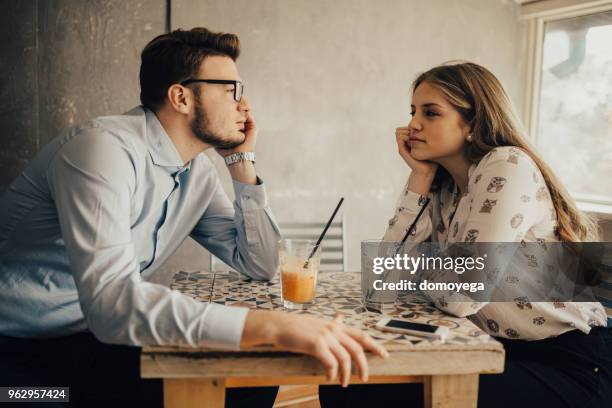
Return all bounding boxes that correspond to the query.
[278,239,321,309]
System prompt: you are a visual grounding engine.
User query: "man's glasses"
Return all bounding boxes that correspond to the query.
[180,79,244,102]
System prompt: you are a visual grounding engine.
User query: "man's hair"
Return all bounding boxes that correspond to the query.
[139,27,241,110]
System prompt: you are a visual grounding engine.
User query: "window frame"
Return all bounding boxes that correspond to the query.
[521,0,612,219]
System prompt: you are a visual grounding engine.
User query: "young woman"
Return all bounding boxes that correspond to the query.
[320,62,612,407]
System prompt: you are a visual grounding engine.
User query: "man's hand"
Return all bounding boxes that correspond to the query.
[216,110,257,157]
[218,110,258,185]
[241,310,389,387]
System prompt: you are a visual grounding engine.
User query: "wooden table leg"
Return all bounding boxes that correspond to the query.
[164,378,226,408]
[424,374,479,408]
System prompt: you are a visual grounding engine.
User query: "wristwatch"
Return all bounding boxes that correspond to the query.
[224,152,255,166]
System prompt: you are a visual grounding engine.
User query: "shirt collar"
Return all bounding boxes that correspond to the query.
[466,162,478,195]
[468,162,477,181]
[450,162,478,197]
[143,107,186,170]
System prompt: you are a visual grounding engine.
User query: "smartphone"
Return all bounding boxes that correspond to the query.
[375,318,449,341]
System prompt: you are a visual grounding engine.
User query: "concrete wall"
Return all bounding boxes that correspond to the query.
[171,0,529,272]
[1,0,39,188]
[2,1,609,282]
[0,0,165,187]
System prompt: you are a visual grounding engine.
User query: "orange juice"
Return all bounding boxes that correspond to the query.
[281,262,318,304]
[278,239,321,309]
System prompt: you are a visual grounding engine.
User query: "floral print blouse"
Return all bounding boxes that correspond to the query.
[383,146,607,340]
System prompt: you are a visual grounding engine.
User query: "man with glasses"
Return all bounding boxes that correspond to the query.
[0,27,387,407]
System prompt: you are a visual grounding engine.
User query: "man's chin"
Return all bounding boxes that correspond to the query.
[229,131,247,145]
[212,133,246,150]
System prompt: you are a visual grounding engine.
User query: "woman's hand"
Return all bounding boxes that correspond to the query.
[395,127,438,176]
[241,310,389,387]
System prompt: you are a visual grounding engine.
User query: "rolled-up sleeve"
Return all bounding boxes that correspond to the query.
[47,129,248,348]
[190,176,281,280]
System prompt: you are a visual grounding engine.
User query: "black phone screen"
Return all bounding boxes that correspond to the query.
[385,320,438,333]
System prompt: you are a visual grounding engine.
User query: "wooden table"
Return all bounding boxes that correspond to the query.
[142,271,505,407]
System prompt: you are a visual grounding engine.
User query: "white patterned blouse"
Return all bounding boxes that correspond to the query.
[383,146,607,340]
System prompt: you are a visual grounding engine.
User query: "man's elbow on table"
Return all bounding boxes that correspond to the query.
[82,301,131,346]
[237,261,278,281]
[79,282,161,347]
[234,251,279,281]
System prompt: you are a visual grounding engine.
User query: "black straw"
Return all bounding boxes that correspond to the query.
[365,196,431,302]
[395,197,431,255]
[303,197,344,268]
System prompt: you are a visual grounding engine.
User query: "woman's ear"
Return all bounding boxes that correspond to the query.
[464,121,475,142]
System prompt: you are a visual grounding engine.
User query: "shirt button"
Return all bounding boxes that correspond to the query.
[244,195,251,200]
[594,367,599,373]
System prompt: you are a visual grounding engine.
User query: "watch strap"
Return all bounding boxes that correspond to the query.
[224,151,255,166]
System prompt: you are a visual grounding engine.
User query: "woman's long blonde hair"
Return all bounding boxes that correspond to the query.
[413,61,599,242]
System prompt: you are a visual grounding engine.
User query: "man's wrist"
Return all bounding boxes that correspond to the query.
[241,310,278,348]
[227,160,258,185]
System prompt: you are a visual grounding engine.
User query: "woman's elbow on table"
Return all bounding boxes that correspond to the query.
[436,301,488,318]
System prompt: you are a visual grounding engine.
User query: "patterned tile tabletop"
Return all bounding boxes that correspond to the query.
[171,271,502,351]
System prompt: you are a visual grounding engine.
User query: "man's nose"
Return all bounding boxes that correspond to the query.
[238,96,251,111]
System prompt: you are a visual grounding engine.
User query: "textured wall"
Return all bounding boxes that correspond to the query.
[2,1,607,282]
[171,0,529,271]
[0,0,165,188]
[0,0,39,188]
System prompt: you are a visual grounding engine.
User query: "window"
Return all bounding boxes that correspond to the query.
[523,2,612,215]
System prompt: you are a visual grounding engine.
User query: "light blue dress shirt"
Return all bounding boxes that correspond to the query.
[0,106,281,349]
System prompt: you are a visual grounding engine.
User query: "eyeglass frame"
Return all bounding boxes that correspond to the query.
[180,79,244,102]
